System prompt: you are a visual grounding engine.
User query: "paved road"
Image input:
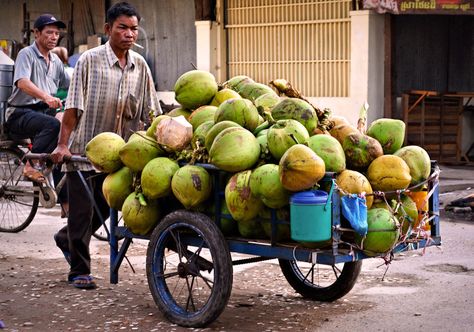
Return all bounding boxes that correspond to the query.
[0,190,473,331]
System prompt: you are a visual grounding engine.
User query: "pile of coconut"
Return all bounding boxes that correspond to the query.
[85,70,434,256]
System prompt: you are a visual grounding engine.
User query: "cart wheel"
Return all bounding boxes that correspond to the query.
[146,210,233,328]
[279,259,362,302]
[0,148,39,232]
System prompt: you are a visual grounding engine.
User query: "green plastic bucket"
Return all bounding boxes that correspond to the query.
[290,186,333,243]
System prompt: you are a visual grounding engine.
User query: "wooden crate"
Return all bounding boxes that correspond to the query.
[402,91,463,163]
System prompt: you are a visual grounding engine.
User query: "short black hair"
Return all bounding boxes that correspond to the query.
[106,1,141,25]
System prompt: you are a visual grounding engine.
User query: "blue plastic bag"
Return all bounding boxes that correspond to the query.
[341,194,368,236]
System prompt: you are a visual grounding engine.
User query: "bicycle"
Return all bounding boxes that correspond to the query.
[0,138,123,240]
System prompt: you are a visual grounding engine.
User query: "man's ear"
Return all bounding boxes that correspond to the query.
[104,23,111,35]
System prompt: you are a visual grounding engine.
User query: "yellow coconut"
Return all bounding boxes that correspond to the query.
[336,169,374,208]
[329,115,350,128]
[329,124,359,145]
[367,155,412,192]
[279,144,326,192]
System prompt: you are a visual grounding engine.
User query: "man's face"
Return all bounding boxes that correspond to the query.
[106,15,139,52]
[35,25,60,51]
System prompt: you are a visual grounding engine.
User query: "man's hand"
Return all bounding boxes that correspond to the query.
[43,95,62,109]
[17,78,62,109]
[51,144,71,164]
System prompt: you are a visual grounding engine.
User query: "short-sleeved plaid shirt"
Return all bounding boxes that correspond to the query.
[65,41,161,171]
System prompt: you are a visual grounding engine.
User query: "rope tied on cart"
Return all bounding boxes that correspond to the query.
[330,166,440,280]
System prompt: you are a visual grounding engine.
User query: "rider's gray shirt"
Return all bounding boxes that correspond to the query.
[6,41,69,120]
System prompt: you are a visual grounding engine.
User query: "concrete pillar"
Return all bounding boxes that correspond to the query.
[194,20,226,82]
[349,10,385,123]
[195,21,213,73]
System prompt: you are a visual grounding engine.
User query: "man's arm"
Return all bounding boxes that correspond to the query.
[51,108,79,163]
[17,78,62,109]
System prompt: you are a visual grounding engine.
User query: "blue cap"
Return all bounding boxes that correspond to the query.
[34,14,66,30]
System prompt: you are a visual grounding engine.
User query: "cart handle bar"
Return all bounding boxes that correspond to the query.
[24,153,89,163]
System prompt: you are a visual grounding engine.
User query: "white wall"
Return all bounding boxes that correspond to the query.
[308,10,385,126]
[162,9,387,128]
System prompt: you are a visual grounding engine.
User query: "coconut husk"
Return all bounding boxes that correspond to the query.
[155,115,193,152]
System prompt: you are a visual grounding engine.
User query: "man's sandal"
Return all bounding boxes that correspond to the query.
[23,168,46,183]
[69,275,97,289]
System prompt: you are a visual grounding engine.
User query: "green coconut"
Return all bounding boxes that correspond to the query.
[306,134,346,173]
[237,82,278,103]
[210,88,242,106]
[279,144,326,192]
[267,119,310,161]
[225,75,254,91]
[119,134,163,172]
[372,195,418,236]
[141,157,180,199]
[102,166,134,211]
[225,170,264,222]
[146,115,171,138]
[397,194,419,235]
[188,105,218,130]
[85,132,125,173]
[343,132,384,171]
[209,127,260,172]
[167,107,192,119]
[257,128,268,138]
[249,164,289,209]
[122,192,161,235]
[256,130,272,161]
[204,120,242,152]
[254,92,281,111]
[214,98,260,132]
[128,130,147,141]
[212,200,239,236]
[259,207,291,242]
[394,146,431,187]
[237,218,266,238]
[171,165,212,209]
[174,70,218,109]
[271,98,318,134]
[355,208,400,257]
[191,120,215,150]
[367,118,405,154]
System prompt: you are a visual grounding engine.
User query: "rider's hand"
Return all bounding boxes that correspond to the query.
[44,95,62,109]
[51,144,71,164]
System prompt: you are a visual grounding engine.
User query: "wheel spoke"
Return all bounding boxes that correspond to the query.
[331,264,342,279]
[169,229,186,263]
[157,270,180,279]
[185,276,197,312]
[197,272,214,290]
[0,150,38,232]
[302,263,316,284]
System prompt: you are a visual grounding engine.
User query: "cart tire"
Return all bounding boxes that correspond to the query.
[0,148,39,232]
[146,210,233,327]
[279,259,362,302]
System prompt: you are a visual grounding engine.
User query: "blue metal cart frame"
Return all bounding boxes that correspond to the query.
[107,161,441,327]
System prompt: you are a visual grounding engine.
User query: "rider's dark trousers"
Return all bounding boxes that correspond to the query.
[55,171,109,280]
[6,108,60,154]
[6,108,67,203]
